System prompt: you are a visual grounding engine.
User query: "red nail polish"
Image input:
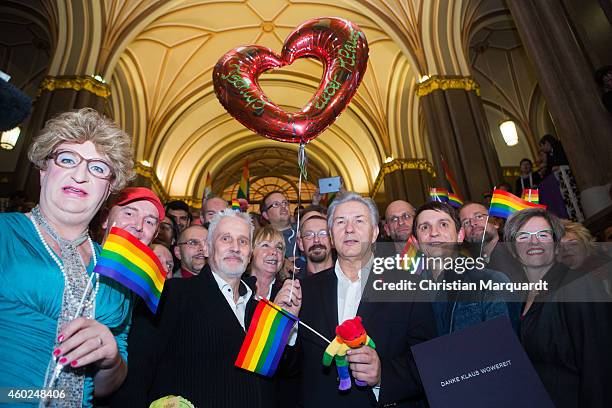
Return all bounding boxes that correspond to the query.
[53,349,61,357]
[57,334,64,342]
[70,360,78,367]
[59,357,67,364]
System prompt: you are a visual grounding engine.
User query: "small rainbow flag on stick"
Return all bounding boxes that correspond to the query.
[522,189,539,204]
[489,189,546,219]
[399,235,423,274]
[235,298,298,377]
[94,227,166,313]
[232,198,240,211]
[448,193,464,208]
[429,188,449,202]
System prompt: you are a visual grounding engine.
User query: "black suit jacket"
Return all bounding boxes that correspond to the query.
[298,267,436,407]
[111,266,278,408]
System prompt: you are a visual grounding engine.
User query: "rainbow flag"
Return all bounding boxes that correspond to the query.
[399,236,423,274]
[235,298,298,377]
[489,189,547,219]
[232,198,240,211]
[94,227,165,313]
[522,189,539,204]
[429,188,449,202]
[441,156,463,201]
[203,172,212,199]
[237,161,249,201]
[448,192,464,208]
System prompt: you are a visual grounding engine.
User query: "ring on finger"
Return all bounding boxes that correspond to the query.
[97,337,103,348]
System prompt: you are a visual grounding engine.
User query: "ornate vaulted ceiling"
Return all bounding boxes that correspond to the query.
[1,0,547,204]
[108,0,425,202]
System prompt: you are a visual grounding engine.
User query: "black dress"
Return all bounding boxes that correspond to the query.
[520,263,612,408]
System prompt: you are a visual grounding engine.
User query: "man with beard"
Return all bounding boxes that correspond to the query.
[384,200,416,249]
[459,202,525,283]
[415,201,512,335]
[173,224,208,278]
[112,209,301,407]
[297,215,333,276]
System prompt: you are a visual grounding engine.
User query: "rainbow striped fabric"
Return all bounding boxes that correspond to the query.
[203,172,212,199]
[94,227,166,313]
[521,189,539,204]
[235,298,298,377]
[237,160,249,201]
[399,235,423,274]
[441,157,463,201]
[232,198,240,211]
[489,189,546,219]
[448,193,464,208]
[429,188,449,202]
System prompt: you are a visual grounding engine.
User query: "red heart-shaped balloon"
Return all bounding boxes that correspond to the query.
[213,17,369,144]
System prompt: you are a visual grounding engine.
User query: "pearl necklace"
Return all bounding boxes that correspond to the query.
[30,216,100,313]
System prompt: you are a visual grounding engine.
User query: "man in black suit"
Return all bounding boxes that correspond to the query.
[298,192,436,407]
[111,209,301,407]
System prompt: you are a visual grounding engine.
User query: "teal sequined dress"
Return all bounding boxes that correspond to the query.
[0,213,132,407]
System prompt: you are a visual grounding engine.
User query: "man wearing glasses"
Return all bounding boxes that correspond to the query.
[459,202,525,283]
[297,215,333,276]
[260,190,301,259]
[173,224,208,278]
[383,200,416,249]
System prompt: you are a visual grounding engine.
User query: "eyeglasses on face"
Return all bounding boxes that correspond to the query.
[389,212,414,225]
[177,239,206,248]
[301,230,330,240]
[48,150,114,180]
[515,229,554,242]
[461,213,488,228]
[266,200,289,210]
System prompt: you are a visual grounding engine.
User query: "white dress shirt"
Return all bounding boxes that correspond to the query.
[211,270,252,330]
[334,258,380,399]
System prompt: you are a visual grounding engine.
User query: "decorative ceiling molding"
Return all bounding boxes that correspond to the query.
[38,75,111,98]
[415,74,480,96]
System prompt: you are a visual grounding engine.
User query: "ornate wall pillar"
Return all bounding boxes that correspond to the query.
[14,75,110,199]
[507,0,612,219]
[417,76,503,201]
[371,159,435,209]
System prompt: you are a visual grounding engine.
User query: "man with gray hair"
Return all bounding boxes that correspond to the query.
[113,209,301,407]
[297,192,436,407]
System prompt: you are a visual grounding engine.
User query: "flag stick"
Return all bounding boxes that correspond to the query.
[298,320,332,344]
[256,296,331,344]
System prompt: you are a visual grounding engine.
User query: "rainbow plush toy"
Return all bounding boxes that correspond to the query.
[322,316,376,391]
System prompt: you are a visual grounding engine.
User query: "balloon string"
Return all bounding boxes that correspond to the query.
[289,142,308,304]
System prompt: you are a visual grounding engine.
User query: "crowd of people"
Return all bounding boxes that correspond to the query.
[1,108,611,407]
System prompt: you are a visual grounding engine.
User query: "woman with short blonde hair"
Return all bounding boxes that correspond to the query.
[0,108,135,406]
[249,225,286,299]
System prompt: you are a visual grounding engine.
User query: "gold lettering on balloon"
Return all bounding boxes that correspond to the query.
[221,63,268,116]
[313,28,361,110]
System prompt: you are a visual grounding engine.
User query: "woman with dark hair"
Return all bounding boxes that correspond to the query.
[539,134,569,174]
[515,158,541,196]
[504,208,612,408]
